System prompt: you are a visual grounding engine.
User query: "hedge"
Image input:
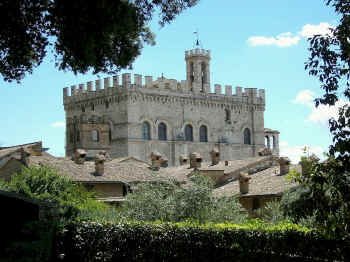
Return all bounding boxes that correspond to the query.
[56,220,350,262]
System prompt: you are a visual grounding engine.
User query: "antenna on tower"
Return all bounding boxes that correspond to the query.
[193,30,202,48]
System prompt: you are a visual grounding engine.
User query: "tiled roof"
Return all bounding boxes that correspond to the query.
[29,154,172,184]
[0,141,41,159]
[160,156,274,182]
[213,165,299,197]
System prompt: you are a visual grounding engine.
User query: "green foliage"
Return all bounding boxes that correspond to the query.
[281,157,350,237]
[83,175,247,224]
[3,165,107,219]
[56,220,349,262]
[0,0,199,82]
[256,200,288,224]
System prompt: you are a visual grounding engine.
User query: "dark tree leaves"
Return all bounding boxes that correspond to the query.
[0,0,199,82]
[305,0,350,167]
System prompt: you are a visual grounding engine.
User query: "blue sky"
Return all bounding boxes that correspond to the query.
[0,0,342,163]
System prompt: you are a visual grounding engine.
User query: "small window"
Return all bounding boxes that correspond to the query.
[142,122,151,140]
[244,128,251,145]
[91,104,95,111]
[92,130,99,142]
[82,107,85,113]
[185,124,193,142]
[225,108,231,122]
[158,123,167,141]
[199,125,208,142]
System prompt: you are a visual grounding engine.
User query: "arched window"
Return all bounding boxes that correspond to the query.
[158,123,167,141]
[190,62,194,84]
[185,124,193,142]
[244,128,251,145]
[265,136,270,148]
[199,125,208,142]
[142,122,151,140]
[92,130,99,142]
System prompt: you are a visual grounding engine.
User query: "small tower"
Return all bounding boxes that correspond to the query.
[185,35,211,94]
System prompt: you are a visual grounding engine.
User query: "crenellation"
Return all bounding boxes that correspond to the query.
[63,87,68,97]
[95,79,101,90]
[235,86,242,96]
[134,74,142,87]
[215,84,221,95]
[71,85,77,96]
[122,73,131,88]
[104,77,110,89]
[225,85,232,96]
[113,75,119,87]
[87,81,93,91]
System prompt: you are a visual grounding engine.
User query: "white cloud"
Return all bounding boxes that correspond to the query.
[247,32,300,47]
[51,121,65,128]
[279,141,325,164]
[292,90,349,126]
[292,89,315,107]
[300,22,334,39]
[307,100,349,125]
[247,22,333,48]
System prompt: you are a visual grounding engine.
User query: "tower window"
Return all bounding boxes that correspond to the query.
[225,109,231,122]
[244,128,251,145]
[142,122,151,140]
[199,125,208,142]
[158,123,167,141]
[185,124,193,142]
[201,62,206,92]
[190,62,194,84]
[92,130,99,142]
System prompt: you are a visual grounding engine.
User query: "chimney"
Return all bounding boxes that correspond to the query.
[210,148,220,165]
[74,149,87,164]
[239,172,251,194]
[161,157,168,168]
[95,153,106,176]
[189,152,202,169]
[150,151,162,171]
[179,155,188,166]
[278,157,291,175]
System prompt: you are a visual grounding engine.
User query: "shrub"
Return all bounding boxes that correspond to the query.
[106,174,247,224]
[3,165,107,219]
[56,220,350,262]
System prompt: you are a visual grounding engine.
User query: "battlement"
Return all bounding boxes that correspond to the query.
[185,48,211,59]
[63,74,265,107]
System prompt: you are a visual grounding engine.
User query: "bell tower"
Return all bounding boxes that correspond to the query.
[185,35,211,94]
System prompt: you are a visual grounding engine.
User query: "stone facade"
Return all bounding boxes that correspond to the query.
[63,48,279,166]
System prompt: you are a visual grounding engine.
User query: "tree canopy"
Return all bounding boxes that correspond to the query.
[0,0,199,82]
[305,0,350,169]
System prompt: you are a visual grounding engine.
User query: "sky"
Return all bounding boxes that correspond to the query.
[0,0,343,163]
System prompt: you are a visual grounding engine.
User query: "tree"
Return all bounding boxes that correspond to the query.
[2,165,107,218]
[0,0,199,82]
[305,0,350,170]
